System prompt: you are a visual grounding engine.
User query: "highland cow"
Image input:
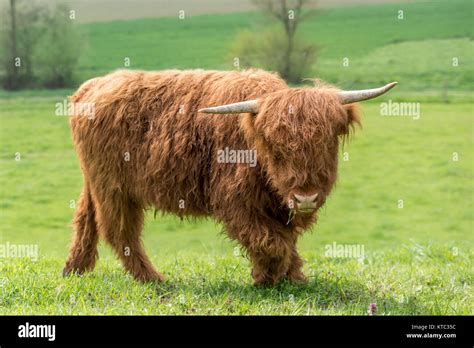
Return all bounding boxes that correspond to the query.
[63,69,396,285]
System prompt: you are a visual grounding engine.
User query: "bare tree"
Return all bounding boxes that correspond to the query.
[1,0,45,89]
[5,0,18,89]
[253,0,318,80]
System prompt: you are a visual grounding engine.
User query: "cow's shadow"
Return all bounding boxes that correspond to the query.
[152,273,429,314]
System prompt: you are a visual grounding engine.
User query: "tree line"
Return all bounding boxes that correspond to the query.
[1,0,81,90]
[1,0,317,90]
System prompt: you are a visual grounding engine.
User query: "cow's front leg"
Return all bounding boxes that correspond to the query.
[285,247,308,284]
[226,219,293,285]
[248,244,292,286]
[249,237,308,286]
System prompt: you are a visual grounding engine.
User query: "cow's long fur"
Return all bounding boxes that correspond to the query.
[63,69,360,285]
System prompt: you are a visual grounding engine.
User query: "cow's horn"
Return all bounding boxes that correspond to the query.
[339,82,398,104]
[198,100,258,114]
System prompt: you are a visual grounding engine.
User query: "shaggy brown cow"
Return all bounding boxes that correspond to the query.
[63,69,396,285]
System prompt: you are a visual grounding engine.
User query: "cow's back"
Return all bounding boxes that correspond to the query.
[69,69,287,215]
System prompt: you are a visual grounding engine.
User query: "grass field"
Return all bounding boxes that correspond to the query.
[0,99,471,315]
[0,0,472,315]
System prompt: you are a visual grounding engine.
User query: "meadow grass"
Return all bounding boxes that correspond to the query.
[0,98,471,315]
[0,0,472,315]
[1,248,471,315]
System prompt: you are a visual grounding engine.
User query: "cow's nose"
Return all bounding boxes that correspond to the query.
[293,193,319,213]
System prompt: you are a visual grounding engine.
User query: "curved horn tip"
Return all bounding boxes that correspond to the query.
[385,81,398,89]
[339,81,399,104]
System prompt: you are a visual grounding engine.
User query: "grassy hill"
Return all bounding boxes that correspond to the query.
[73,0,472,90]
[0,0,472,98]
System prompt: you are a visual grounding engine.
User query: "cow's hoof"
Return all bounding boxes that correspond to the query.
[134,271,166,284]
[289,275,309,285]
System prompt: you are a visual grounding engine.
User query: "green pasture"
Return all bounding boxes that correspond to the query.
[0,99,471,314]
[0,0,472,314]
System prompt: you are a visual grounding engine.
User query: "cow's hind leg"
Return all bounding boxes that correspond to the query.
[63,183,99,276]
[95,194,164,283]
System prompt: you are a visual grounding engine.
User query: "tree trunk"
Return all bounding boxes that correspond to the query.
[7,0,18,90]
[283,34,293,81]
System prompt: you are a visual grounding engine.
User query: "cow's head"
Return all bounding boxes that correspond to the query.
[199,82,397,215]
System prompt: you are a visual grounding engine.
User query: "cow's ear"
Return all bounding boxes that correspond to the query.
[345,103,361,126]
[338,103,361,136]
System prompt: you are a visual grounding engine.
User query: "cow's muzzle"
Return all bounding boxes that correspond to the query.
[293,192,319,214]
